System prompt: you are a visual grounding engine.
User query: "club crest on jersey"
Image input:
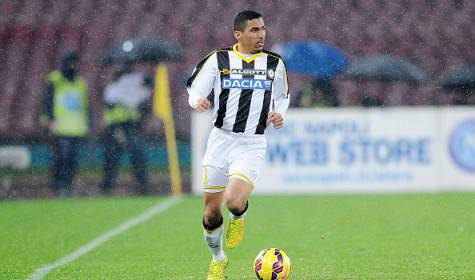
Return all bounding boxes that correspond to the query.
[267,69,275,79]
[222,78,272,90]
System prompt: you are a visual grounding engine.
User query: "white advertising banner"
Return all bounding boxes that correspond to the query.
[191,107,475,194]
[439,108,475,190]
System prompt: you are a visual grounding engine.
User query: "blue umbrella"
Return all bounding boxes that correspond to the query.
[272,40,348,78]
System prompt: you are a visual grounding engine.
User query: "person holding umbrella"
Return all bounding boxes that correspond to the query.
[100,63,152,195]
[99,37,184,196]
[297,77,340,107]
[41,50,90,197]
[272,40,348,108]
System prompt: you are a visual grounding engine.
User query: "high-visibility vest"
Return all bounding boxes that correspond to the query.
[103,104,141,126]
[49,71,88,136]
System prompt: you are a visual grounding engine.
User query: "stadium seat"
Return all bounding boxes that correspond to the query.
[0,26,34,135]
[1,0,474,138]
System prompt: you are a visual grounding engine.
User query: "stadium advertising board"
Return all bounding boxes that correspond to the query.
[192,108,475,194]
[440,108,475,190]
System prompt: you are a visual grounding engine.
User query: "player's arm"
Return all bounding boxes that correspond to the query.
[268,59,290,129]
[186,52,218,112]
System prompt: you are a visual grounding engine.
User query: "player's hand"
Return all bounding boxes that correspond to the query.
[267,112,283,129]
[195,97,211,112]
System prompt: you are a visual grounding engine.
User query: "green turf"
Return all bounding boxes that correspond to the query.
[1,193,475,279]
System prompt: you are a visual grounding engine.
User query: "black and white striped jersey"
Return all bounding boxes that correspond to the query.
[187,44,289,135]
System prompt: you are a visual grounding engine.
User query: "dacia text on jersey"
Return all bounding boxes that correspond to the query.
[222,78,272,90]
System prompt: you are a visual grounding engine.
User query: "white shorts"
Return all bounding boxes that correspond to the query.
[201,127,267,193]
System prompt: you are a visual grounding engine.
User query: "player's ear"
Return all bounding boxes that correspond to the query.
[234,30,241,41]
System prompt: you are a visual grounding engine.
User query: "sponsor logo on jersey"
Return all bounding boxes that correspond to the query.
[230,69,267,76]
[222,78,272,90]
[220,69,230,75]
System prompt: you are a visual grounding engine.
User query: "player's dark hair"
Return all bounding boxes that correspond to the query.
[233,10,262,31]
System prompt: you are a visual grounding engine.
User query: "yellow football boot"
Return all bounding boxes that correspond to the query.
[226,217,244,249]
[207,256,228,280]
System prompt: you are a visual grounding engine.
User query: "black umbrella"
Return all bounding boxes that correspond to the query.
[342,55,427,84]
[441,64,475,90]
[101,37,183,64]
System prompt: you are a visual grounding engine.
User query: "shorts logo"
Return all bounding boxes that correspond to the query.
[222,78,272,90]
[250,170,258,181]
[202,166,209,185]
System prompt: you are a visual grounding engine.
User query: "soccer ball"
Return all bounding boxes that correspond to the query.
[254,248,291,280]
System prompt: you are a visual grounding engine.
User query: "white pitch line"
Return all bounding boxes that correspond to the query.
[27,196,183,280]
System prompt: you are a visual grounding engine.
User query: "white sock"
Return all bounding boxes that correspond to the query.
[230,208,247,220]
[204,227,225,261]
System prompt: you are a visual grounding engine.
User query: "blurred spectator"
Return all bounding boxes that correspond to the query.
[40,51,90,197]
[100,63,152,195]
[361,96,384,107]
[297,78,340,107]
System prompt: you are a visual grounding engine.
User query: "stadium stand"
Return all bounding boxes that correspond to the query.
[0,0,473,138]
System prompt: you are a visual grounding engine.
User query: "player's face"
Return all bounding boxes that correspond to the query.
[235,17,266,54]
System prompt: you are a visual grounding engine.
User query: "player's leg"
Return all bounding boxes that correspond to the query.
[225,139,266,249]
[225,177,252,214]
[224,177,252,249]
[202,165,228,280]
[203,191,225,260]
[201,128,234,279]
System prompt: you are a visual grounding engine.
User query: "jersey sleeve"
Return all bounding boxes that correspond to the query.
[186,52,218,109]
[272,59,290,120]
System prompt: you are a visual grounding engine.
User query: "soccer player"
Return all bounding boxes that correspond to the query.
[186,10,289,280]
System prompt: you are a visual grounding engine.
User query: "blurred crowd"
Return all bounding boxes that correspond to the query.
[0,0,473,139]
[0,1,474,196]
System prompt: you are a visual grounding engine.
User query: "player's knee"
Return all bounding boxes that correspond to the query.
[225,196,246,214]
[203,213,223,231]
[204,207,222,226]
